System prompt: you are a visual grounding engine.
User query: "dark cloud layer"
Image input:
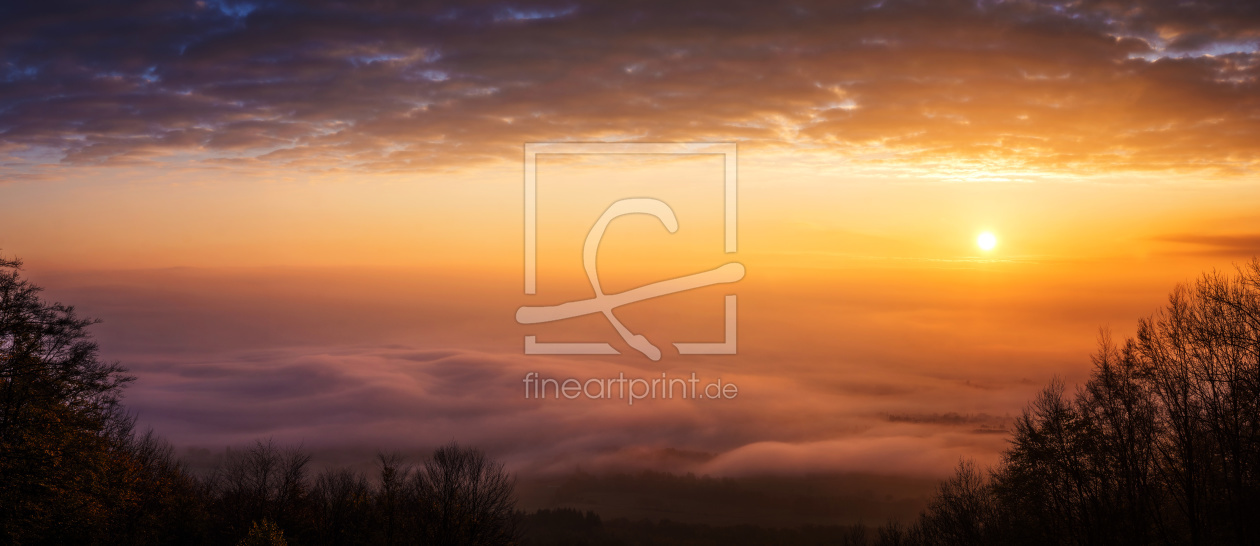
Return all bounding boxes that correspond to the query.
[1,0,1257,174]
[1154,233,1260,256]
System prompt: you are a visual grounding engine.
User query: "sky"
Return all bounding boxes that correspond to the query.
[1,0,1259,479]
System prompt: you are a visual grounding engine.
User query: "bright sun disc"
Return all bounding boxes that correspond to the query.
[977,232,997,251]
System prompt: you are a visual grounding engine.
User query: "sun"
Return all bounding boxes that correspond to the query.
[977,231,997,251]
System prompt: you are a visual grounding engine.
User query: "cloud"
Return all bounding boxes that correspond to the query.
[24,263,1080,478]
[1,0,1256,176]
[696,435,1006,477]
[1152,233,1260,256]
[119,344,1015,477]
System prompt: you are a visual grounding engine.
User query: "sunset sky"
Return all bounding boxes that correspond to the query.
[2,0,1259,479]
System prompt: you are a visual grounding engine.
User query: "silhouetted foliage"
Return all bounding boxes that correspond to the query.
[907,259,1260,546]
[193,441,521,546]
[0,255,201,545]
[917,460,995,546]
[238,519,288,546]
[1,256,528,545]
[413,443,520,546]
[203,440,313,543]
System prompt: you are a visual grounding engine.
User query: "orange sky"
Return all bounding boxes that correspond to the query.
[1,0,1259,477]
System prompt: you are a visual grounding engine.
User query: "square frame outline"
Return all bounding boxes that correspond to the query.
[522,142,738,355]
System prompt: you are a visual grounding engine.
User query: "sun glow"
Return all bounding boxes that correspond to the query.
[977,231,997,251]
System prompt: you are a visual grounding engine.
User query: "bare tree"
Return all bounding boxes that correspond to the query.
[411,442,519,546]
[376,452,410,545]
[209,440,312,541]
[309,468,372,545]
[918,460,997,546]
[1133,261,1260,543]
[912,258,1260,545]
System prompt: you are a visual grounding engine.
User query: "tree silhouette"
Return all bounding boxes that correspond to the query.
[412,442,520,546]
[914,258,1260,546]
[0,255,130,542]
[0,255,531,545]
[205,440,313,543]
